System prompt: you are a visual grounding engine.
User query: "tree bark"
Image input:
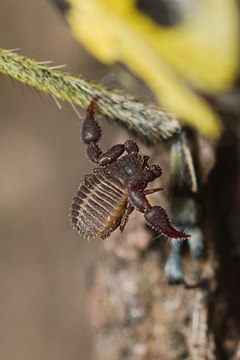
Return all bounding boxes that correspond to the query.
[86,109,240,359]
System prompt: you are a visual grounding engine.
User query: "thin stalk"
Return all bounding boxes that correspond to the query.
[0,48,181,143]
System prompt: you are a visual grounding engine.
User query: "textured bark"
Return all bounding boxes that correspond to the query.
[86,109,240,359]
[205,125,240,359]
[84,139,200,359]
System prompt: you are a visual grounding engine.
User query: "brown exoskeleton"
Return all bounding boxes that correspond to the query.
[71,99,189,241]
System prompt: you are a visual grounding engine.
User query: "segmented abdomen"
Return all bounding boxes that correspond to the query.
[71,172,127,239]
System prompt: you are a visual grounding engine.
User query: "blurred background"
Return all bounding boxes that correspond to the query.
[2,2,240,359]
[0,1,115,359]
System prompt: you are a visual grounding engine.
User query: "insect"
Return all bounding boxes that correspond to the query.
[71,99,190,241]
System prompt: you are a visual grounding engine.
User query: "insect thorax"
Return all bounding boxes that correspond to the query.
[105,153,144,183]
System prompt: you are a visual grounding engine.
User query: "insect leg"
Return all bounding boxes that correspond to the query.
[99,218,122,239]
[144,187,164,195]
[119,202,134,232]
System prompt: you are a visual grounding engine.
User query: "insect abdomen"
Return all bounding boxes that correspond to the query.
[71,173,127,239]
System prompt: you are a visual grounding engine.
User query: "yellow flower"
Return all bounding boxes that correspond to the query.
[63,0,239,138]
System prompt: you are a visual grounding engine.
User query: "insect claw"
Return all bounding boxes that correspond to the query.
[86,98,98,117]
[144,206,190,239]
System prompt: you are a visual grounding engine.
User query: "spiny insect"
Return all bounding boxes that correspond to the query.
[71,99,189,240]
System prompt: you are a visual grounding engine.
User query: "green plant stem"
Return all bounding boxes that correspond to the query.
[0,48,181,143]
